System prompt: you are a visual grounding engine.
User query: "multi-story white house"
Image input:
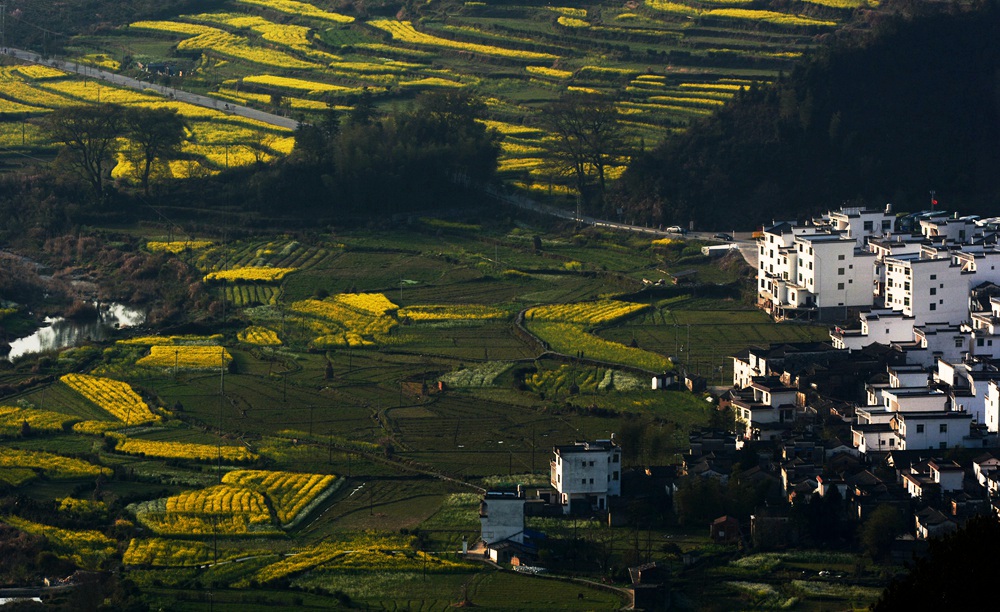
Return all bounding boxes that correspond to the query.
[757,214,877,321]
[550,439,621,514]
[824,205,896,248]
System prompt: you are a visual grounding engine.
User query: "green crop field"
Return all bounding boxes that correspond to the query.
[0,217,879,609]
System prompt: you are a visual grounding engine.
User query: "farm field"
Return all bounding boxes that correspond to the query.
[0,0,880,198]
[0,218,866,608]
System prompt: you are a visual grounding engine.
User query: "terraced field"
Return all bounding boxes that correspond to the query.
[3,0,878,194]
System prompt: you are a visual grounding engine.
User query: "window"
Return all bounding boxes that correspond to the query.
[930,303,936,311]
[930,274,937,280]
[557,474,561,483]
[582,479,587,485]
[838,254,846,260]
[589,461,594,467]
[838,268,845,275]
[613,471,619,481]
[917,424,925,433]
[808,262,813,270]
[580,461,586,468]
[930,287,936,295]
[977,338,984,347]
[882,220,892,230]
[612,454,619,463]
[864,221,874,231]
[838,283,845,290]
[940,424,948,433]
[589,478,594,484]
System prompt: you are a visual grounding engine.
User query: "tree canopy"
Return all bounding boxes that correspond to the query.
[616,3,1000,229]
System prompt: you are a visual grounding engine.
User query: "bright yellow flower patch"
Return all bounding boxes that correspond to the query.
[136,345,233,369]
[237,325,282,346]
[368,19,558,62]
[60,373,159,425]
[204,267,297,282]
[146,240,214,253]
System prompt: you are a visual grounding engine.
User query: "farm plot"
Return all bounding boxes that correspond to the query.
[108,433,256,463]
[60,373,159,425]
[0,447,110,480]
[603,305,829,378]
[0,405,78,436]
[222,469,341,527]
[526,320,671,373]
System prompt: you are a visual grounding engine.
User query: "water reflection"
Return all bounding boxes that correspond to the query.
[6,303,146,361]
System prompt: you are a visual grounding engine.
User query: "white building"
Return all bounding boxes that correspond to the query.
[831,309,915,350]
[731,377,797,441]
[891,411,971,450]
[480,491,525,545]
[550,439,621,514]
[824,205,896,248]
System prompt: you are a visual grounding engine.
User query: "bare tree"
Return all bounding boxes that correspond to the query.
[543,94,627,214]
[40,104,125,201]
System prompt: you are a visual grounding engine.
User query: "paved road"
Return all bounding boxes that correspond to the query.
[6,48,300,130]
[483,184,759,267]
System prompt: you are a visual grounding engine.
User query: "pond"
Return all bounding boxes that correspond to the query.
[5,303,145,361]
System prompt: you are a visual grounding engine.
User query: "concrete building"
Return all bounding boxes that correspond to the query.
[550,439,621,514]
[480,491,525,545]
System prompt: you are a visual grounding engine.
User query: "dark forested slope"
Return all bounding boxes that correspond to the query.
[617,1,1000,229]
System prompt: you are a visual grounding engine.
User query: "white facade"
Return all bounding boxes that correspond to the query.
[550,440,621,514]
[826,206,895,248]
[480,492,525,545]
[831,309,914,350]
[791,234,874,312]
[732,379,797,440]
[892,412,971,450]
[986,380,1000,433]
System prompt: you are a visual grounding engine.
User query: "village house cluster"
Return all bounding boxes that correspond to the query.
[721,204,1000,544]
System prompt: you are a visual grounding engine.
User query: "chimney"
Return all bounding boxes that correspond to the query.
[885,202,892,214]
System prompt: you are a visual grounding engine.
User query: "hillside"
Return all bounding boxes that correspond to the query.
[0,0,891,214]
[616,1,1000,229]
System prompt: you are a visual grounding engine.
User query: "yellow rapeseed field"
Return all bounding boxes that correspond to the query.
[60,373,159,425]
[136,345,233,369]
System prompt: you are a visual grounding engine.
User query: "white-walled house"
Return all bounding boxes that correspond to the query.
[825,206,896,248]
[870,235,926,302]
[919,215,983,243]
[480,491,525,545]
[550,440,621,514]
[731,377,797,441]
[790,233,875,319]
[831,309,915,350]
[891,411,972,450]
[927,459,965,492]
